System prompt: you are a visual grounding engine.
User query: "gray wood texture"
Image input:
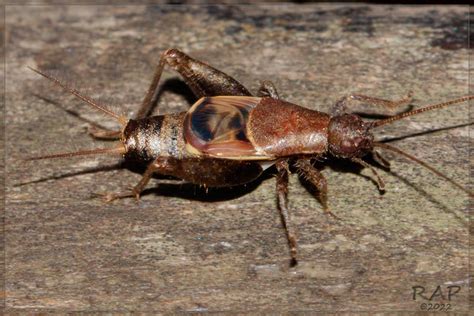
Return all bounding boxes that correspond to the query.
[4,4,471,313]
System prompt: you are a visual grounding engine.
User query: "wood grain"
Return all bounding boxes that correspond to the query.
[4,4,470,313]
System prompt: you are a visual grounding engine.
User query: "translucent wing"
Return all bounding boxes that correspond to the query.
[184,96,270,159]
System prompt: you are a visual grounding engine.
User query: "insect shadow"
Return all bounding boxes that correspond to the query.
[121,157,271,202]
[144,77,195,116]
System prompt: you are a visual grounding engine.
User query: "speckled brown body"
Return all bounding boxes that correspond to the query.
[249,97,331,157]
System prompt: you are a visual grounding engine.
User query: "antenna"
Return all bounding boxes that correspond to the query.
[26,145,126,161]
[28,66,128,126]
[372,96,473,128]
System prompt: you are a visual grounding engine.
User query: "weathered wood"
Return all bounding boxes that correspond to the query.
[5,4,470,313]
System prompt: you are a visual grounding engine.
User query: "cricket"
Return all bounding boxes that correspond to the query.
[27,48,473,266]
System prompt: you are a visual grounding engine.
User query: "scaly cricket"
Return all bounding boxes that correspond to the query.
[28,48,473,266]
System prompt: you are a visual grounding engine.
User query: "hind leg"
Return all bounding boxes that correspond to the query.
[135,48,252,119]
[100,158,173,202]
[90,48,253,138]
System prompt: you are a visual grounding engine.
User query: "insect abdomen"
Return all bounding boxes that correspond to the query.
[123,113,188,162]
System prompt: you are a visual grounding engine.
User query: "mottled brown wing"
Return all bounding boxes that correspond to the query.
[184,96,271,159]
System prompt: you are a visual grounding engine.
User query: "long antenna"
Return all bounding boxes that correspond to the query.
[25,145,126,161]
[372,95,473,128]
[28,66,128,126]
[374,142,472,196]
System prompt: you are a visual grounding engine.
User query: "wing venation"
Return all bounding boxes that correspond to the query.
[184,96,271,159]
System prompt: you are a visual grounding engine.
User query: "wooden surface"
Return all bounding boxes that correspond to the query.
[4,4,471,313]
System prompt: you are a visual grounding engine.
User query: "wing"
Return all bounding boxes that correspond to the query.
[184,96,271,159]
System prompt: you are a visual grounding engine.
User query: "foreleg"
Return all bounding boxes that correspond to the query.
[351,157,385,191]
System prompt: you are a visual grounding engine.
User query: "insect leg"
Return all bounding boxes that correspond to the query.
[275,159,298,266]
[372,150,391,168]
[351,157,385,191]
[296,159,340,220]
[88,126,122,140]
[332,91,413,116]
[101,158,171,202]
[257,80,280,99]
[136,48,252,119]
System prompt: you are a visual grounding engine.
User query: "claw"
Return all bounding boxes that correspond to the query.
[324,208,341,220]
[93,189,136,203]
[103,193,120,203]
[132,189,141,202]
[91,192,119,203]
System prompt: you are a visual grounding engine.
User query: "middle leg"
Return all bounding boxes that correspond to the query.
[296,158,340,219]
[257,80,280,99]
[275,159,298,266]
